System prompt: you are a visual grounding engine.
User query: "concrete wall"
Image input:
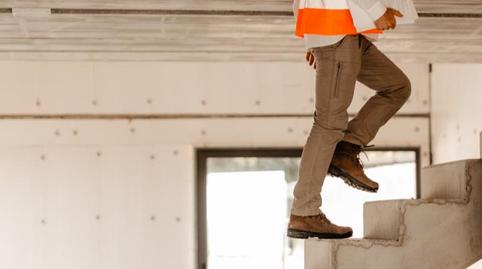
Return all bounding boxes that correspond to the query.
[0,61,429,115]
[431,64,482,164]
[0,61,430,269]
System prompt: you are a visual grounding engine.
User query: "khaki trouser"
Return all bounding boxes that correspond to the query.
[291,34,411,216]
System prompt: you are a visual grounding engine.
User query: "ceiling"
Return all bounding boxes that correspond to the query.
[0,0,482,62]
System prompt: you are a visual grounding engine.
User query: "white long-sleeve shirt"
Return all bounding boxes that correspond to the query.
[293,0,387,49]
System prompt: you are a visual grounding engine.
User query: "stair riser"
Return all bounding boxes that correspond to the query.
[364,200,402,240]
[305,239,332,269]
[421,161,471,200]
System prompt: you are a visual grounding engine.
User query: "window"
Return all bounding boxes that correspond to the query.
[197,148,419,269]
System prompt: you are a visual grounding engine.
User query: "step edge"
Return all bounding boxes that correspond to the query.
[423,158,481,170]
[306,237,400,248]
[364,198,465,205]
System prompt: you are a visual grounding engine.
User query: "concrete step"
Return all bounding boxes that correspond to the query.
[305,159,482,269]
[307,200,481,268]
[305,237,419,269]
[421,159,480,201]
[305,238,398,269]
[363,198,466,240]
[363,159,481,241]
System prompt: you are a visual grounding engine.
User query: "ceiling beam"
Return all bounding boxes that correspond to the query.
[48,8,482,18]
[51,8,293,16]
[419,13,482,18]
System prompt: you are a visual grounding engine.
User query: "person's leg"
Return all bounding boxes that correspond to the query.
[291,35,362,216]
[343,35,411,146]
[327,35,411,193]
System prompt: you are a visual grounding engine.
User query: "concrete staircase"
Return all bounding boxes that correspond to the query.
[305,135,482,269]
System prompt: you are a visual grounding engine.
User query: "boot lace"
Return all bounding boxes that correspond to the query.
[315,212,332,225]
[350,145,374,169]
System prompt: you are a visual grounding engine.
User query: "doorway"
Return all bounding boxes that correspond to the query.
[196,147,419,269]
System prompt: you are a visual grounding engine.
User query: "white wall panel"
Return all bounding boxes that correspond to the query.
[0,145,194,269]
[0,148,36,269]
[431,63,482,163]
[0,61,429,115]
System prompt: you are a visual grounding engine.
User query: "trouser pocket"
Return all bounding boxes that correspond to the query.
[332,61,342,98]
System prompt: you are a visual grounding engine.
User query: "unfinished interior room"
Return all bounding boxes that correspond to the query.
[0,0,481,268]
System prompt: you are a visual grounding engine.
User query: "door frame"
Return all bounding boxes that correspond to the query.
[195,146,420,269]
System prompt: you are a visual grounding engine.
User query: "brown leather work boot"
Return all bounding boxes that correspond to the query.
[328,141,379,192]
[287,213,353,239]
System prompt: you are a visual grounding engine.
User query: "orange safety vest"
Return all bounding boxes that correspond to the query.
[295,0,383,37]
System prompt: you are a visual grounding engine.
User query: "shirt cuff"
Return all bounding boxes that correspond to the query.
[367,1,387,21]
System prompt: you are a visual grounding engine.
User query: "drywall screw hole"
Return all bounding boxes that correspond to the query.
[146,98,153,104]
[287,128,294,133]
[54,130,61,136]
[41,219,46,224]
[92,99,98,106]
[175,217,181,223]
[150,216,156,221]
[95,215,101,220]
[422,100,428,105]
[150,154,156,160]
[40,155,46,161]
[201,130,206,136]
[173,150,179,156]
[309,97,314,103]
[35,99,41,107]
[362,96,368,101]
[255,100,261,106]
[414,127,420,133]
[130,127,136,133]
[96,151,102,157]
[201,100,207,106]
[72,130,78,136]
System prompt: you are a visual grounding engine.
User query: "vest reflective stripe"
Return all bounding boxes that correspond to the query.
[295,8,383,37]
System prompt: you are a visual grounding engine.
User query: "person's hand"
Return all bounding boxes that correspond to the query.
[374,8,403,30]
[306,50,316,69]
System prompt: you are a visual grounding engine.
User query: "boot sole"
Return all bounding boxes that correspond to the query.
[287,228,353,239]
[328,165,378,193]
